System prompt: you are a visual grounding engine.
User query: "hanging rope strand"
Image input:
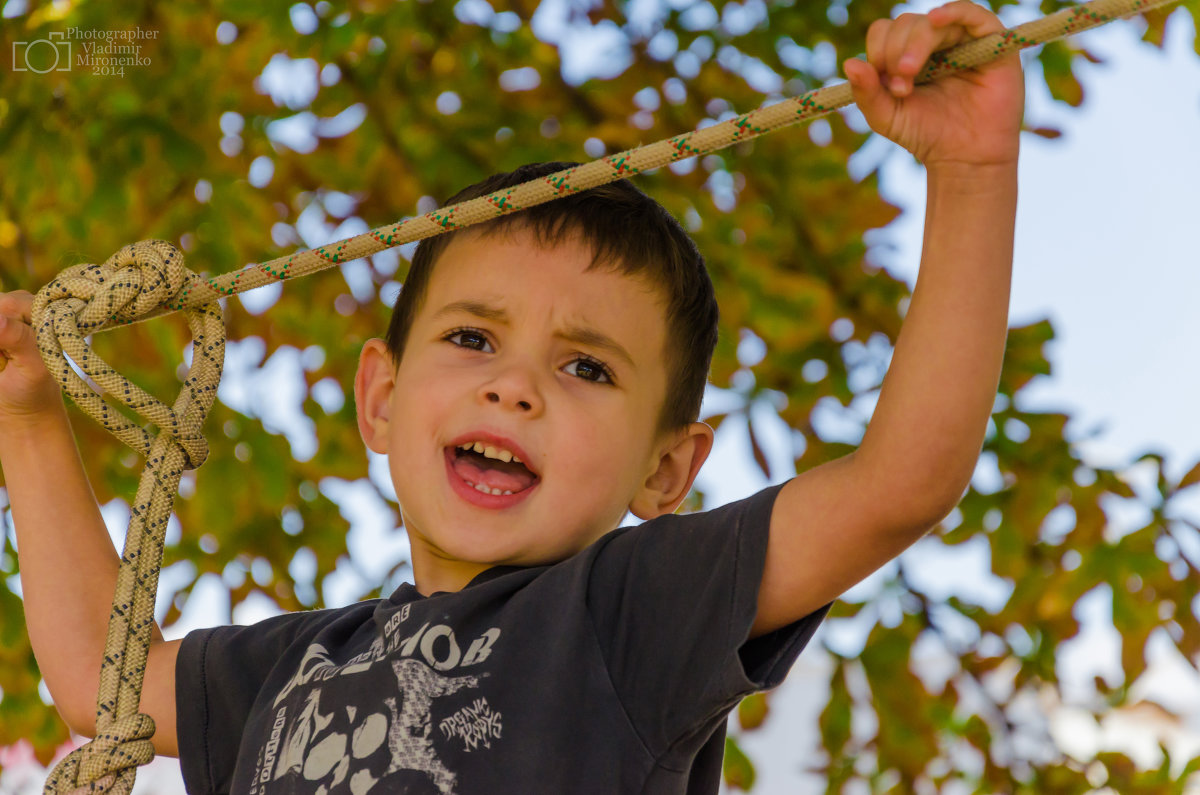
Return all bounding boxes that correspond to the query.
[37,247,226,795]
[32,0,1179,791]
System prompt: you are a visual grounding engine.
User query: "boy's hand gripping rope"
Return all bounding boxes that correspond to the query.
[23,0,1176,791]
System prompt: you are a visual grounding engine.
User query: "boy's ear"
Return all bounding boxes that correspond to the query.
[355,338,396,455]
[629,422,714,520]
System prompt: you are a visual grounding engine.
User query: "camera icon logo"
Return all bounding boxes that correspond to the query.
[13,31,72,73]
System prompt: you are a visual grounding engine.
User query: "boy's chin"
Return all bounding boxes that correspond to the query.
[423,525,598,572]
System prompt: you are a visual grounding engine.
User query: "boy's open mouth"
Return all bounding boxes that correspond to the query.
[447,441,539,497]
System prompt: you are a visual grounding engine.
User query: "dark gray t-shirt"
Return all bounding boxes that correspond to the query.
[176,484,828,794]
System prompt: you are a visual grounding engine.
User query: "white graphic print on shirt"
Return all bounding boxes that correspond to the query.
[247,614,503,794]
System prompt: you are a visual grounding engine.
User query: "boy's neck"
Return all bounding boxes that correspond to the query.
[411,554,495,597]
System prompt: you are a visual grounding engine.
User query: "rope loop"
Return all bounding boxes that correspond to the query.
[32,240,224,468]
[44,713,156,795]
[35,242,226,793]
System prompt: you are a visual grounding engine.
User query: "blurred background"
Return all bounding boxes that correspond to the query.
[1,0,1198,792]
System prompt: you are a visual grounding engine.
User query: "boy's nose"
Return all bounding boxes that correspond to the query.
[485,391,534,412]
[479,364,544,415]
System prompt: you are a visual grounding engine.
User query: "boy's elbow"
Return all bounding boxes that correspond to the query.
[56,695,98,740]
[43,672,101,739]
[858,440,978,532]
[859,453,969,535]
[909,490,964,535]
[880,467,970,538]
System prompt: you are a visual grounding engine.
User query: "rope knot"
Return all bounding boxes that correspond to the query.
[44,713,156,795]
[51,240,191,334]
[32,240,226,469]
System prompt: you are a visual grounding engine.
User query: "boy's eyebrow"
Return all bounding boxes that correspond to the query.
[557,325,635,369]
[433,300,509,324]
[433,300,636,368]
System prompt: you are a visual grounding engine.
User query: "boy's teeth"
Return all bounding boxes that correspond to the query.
[458,441,521,464]
[467,480,513,496]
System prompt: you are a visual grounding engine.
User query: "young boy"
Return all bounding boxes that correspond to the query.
[0,2,1022,792]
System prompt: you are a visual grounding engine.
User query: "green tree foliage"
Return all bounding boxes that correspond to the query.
[1,0,1198,790]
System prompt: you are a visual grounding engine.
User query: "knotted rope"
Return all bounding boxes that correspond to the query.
[32,242,225,795]
[25,0,1176,790]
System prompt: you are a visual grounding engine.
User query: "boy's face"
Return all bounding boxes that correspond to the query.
[356,226,710,593]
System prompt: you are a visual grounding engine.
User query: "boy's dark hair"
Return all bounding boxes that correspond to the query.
[384,161,718,433]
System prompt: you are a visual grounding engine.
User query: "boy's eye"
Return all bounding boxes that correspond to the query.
[564,356,613,384]
[445,329,493,352]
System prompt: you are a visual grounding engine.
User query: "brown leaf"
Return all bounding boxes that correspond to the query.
[746,412,772,480]
[1177,459,1200,491]
[1029,126,1063,140]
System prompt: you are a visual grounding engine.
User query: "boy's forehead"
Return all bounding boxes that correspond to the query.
[430,225,667,312]
[438,223,600,270]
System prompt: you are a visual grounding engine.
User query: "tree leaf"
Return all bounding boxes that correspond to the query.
[722,736,756,791]
[1177,459,1200,491]
[747,412,772,480]
[738,692,770,731]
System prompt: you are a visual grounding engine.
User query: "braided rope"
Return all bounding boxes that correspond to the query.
[34,244,225,794]
[27,0,1176,791]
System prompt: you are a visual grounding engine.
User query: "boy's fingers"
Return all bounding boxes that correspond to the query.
[892,14,973,84]
[0,293,38,373]
[867,16,921,96]
[0,312,34,353]
[843,57,895,127]
[878,14,950,97]
[875,3,1006,96]
[0,291,34,325]
[930,0,1005,39]
[883,13,922,84]
[865,18,890,75]
[0,316,21,373]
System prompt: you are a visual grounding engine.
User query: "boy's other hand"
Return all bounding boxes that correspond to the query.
[842,0,1024,167]
[0,290,64,426]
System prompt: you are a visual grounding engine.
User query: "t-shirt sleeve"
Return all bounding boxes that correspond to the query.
[175,606,368,794]
[585,483,828,754]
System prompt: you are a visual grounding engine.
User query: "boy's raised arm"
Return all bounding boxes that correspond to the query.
[753,1,1023,635]
[0,290,180,756]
